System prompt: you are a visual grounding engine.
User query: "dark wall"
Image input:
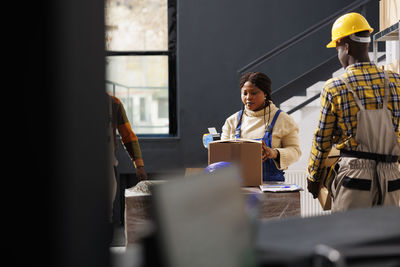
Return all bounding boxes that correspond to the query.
[119,0,379,175]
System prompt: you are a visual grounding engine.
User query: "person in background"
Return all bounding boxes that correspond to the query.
[107,93,148,224]
[306,12,400,212]
[221,72,301,182]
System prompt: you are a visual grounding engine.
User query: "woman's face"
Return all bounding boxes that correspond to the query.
[241,81,266,111]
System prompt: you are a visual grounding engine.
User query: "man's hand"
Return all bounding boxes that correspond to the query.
[307,179,319,199]
[136,166,148,182]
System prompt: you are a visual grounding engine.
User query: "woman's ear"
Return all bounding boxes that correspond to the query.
[265,93,270,102]
[264,94,270,107]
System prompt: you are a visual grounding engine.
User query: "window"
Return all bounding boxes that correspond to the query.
[157,98,168,118]
[139,97,146,121]
[105,0,176,135]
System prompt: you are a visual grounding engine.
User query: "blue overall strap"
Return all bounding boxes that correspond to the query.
[262,109,285,182]
[235,110,243,138]
[263,109,282,146]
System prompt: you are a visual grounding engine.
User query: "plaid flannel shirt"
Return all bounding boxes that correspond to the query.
[110,95,144,168]
[307,62,400,182]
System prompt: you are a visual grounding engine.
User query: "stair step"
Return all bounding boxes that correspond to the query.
[332,67,345,78]
[280,96,308,111]
[332,52,385,77]
[306,81,324,98]
[280,95,320,112]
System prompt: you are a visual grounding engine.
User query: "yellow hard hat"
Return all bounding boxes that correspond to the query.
[327,12,373,48]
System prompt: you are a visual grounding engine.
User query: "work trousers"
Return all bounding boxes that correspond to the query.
[109,166,117,223]
[331,157,400,212]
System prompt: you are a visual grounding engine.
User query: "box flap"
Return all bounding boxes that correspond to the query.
[210,138,262,144]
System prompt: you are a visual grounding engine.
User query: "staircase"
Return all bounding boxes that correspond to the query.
[238,0,374,103]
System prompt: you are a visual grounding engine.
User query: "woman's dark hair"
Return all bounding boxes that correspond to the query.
[239,72,272,104]
[236,72,273,136]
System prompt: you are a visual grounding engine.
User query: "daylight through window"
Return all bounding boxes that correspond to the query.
[105,0,176,135]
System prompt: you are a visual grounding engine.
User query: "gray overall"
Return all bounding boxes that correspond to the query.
[107,95,118,222]
[331,71,400,212]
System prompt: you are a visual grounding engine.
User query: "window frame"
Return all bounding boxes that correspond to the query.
[105,0,177,137]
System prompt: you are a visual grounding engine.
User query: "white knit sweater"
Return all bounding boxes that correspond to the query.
[221,102,301,170]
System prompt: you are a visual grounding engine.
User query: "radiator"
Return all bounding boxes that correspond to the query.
[284,170,331,217]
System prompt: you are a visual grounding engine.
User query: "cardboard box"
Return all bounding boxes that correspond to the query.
[208,139,262,186]
[380,0,400,31]
[317,147,339,211]
[124,180,166,246]
[318,186,332,211]
[124,192,152,245]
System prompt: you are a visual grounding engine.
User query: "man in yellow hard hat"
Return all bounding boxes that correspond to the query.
[306,12,400,212]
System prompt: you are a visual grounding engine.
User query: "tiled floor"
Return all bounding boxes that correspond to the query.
[110,223,126,247]
[109,223,144,267]
[110,245,143,267]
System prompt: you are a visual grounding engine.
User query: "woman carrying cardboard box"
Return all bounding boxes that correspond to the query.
[221,72,301,182]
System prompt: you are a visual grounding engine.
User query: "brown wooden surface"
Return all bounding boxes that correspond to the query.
[125,187,301,246]
[242,187,301,219]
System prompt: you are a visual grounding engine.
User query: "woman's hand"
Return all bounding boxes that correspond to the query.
[262,140,279,161]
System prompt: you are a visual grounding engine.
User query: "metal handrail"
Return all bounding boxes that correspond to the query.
[106,80,167,90]
[106,80,168,95]
[287,93,320,114]
[286,54,387,114]
[272,54,337,97]
[237,0,372,74]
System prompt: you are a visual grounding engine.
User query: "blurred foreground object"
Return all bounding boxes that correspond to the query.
[151,166,257,267]
[255,206,400,266]
[204,161,233,174]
